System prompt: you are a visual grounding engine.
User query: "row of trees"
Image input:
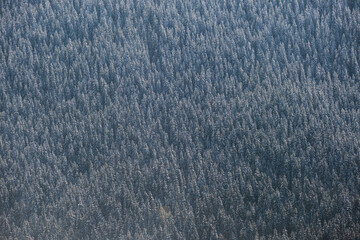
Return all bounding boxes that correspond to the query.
[1,0,359,238]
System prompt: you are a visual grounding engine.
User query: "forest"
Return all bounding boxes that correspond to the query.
[0,0,359,239]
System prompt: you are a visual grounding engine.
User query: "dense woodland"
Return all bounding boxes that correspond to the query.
[1,0,360,239]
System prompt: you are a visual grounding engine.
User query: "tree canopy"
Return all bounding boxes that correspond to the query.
[0,0,359,239]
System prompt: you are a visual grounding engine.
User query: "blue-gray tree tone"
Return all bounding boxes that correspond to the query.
[0,0,359,239]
